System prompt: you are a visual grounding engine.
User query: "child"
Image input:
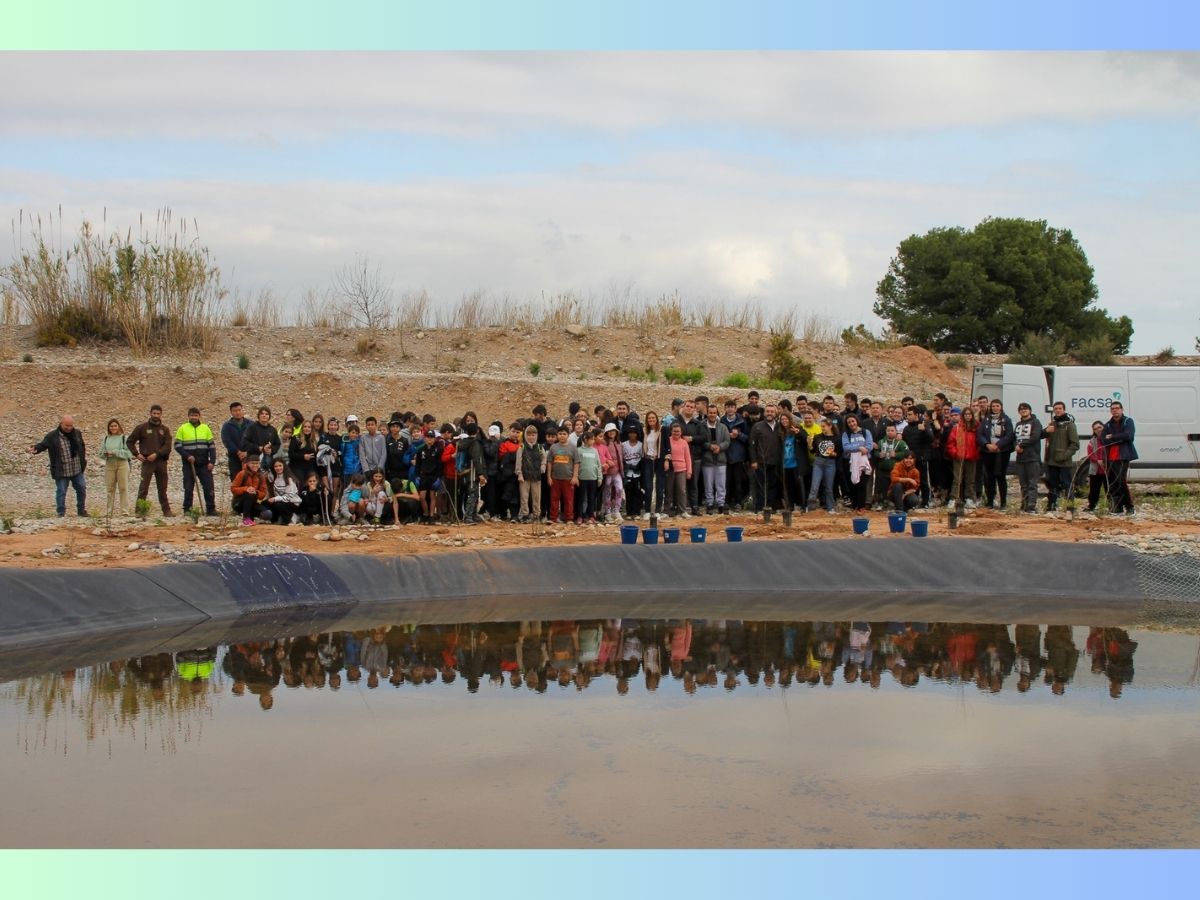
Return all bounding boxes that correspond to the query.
[597,423,624,523]
[547,426,579,524]
[298,472,331,525]
[341,423,363,483]
[575,430,602,524]
[497,425,522,521]
[622,428,645,518]
[365,469,397,524]
[514,424,546,523]
[340,472,368,523]
[414,429,443,524]
[663,422,692,517]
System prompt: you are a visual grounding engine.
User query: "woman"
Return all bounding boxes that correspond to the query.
[569,417,587,448]
[807,418,839,513]
[946,407,980,509]
[1085,420,1108,512]
[840,414,874,513]
[289,420,319,485]
[779,412,810,514]
[640,410,666,518]
[265,458,301,525]
[976,400,1015,509]
[100,418,133,516]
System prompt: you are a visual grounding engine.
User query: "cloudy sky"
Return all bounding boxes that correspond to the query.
[1,52,1196,352]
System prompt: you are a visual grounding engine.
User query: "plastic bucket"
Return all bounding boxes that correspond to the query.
[852,517,870,535]
[663,528,680,544]
[689,527,707,543]
[888,512,907,534]
[642,528,659,545]
[620,524,640,545]
[910,519,929,538]
[725,526,744,543]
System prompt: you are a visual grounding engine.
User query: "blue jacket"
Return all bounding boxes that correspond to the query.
[721,414,749,463]
[976,413,1015,453]
[1100,415,1138,461]
[221,417,249,460]
[841,429,874,459]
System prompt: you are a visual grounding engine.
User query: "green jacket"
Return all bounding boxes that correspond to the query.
[1043,414,1080,466]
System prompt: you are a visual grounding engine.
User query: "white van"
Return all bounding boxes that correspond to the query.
[971,364,1200,481]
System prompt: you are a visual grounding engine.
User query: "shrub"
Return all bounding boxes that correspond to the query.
[945,354,968,370]
[1072,335,1115,366]
[1007,333,1064,367]
[719,372,751,388]
[21,353,33,363]
[765,330,815,390]
[1153,346,1175,364]
[236,352,250,370]
[4,212,225,354]
[664,367,704,386]
[626,367,657,382]
[135,499,152,519]
[528,361,541,376]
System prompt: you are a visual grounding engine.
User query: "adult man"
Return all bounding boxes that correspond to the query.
[749,402,783,513]
[903,406,932,508]
[29,415,87,517]
[1013,402,1044,514]
[1100,401,1137,515]
[1043,401,1080,512]
[675,399,706,515]
[174,407,217,516]
[701,405,731,514]
[127,404,174,516]
[612,401,643,441]
[720,401,749,510]
[221,401,250,483]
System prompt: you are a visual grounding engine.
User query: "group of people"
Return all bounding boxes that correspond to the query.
[58,619,1138,712]
[28,389,1138,525]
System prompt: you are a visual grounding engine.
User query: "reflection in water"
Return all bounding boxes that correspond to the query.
[0,619,1143,751]
[4,650,221,756]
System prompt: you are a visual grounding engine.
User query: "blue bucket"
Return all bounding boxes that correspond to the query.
[910,519,929,538]
[852,517,870,535]
[642,528,659,545]
[725,526,744,543]
[663,528,680,544]
[689,526,707,543]
[620,524,640,545]
[888,512,907,534]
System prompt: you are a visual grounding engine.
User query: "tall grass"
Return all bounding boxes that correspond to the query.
[226,287,282,327]
[4,208,225,353]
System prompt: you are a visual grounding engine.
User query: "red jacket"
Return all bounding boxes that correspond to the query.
[945,423,980,462]
[440,441,458,480]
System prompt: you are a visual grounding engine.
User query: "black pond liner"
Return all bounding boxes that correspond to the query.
[0,538,1190,680]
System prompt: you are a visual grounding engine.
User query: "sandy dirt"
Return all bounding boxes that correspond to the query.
[5,507,1200,570]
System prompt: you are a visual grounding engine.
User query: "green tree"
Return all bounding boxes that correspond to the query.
[874,217,1131,354]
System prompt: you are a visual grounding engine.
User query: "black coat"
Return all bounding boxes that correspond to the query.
[34,426,87,478]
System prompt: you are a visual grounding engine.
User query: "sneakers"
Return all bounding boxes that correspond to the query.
[681,511,694,519]
[826,508,837,515]
[241,517,255,526]
[964,499,977,510]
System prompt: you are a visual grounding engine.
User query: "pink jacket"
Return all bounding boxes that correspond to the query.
[666,435,693,477]
[597,441,620,476]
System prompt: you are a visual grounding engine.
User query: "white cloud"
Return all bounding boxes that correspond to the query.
[1,53,1196,141]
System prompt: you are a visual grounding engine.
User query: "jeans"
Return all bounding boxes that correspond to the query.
[1016,457,1042,511]
[702,463,727,508]
[808,459,836,510]
[54,473,87,516]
